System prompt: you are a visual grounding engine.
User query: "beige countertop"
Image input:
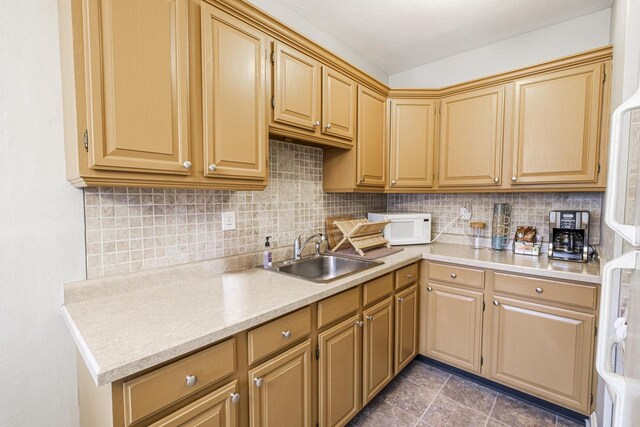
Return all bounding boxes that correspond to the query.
[62,243,600,387]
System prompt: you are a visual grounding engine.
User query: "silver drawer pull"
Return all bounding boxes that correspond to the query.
[230,393,240,404]
[427,286,433,292]
[282,330,292,339]
[406,273,414,279]
[397,297,404,302]
[535,287,543,294]
[367,315,374,321]
[185,375,198,387]
[254,377,263,387]
[183,160,192,169]
[356,320,364,327]
[450,273,457,279]
[493,300,500,306]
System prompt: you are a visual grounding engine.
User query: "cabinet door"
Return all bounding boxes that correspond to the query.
[248,340,312,427]
[273,42,321,131]
[83,0,190,174]
[510,63,603,184]
[425,283,483,373]
[201,5,267,180]
[318,315,361,427]
[438,86,504,187]
[489,296,595,413]
[388,99,436,189]
[357,86,387,187]
[362,297,394,404]
[149,381,239,427]
[395,284,418,374]
[322,66,357,141]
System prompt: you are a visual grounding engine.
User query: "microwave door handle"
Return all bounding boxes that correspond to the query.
[596,251,639,424]
[605,83,640,245]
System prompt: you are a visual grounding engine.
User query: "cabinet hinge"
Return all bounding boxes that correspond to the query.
[598,163,601,175]
[271,51,275,64]
[83,129,88,151]
[480,356,484,366]
[595,326,598,337]
[315,345,320,360]
[482,300,486,312]
[603,71,607,84]
[590,393,594,405]
[271,96,275,109]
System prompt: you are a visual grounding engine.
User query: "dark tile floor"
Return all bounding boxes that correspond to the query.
[348,360,584,427]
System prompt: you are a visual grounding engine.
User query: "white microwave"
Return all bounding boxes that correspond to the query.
[367,213,431,245]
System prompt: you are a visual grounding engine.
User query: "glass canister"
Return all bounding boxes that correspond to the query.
[469,222,486,249]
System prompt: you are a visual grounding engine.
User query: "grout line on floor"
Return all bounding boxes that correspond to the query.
[485,394,499,427]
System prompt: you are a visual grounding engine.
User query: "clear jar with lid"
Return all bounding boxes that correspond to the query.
[469,222,486,249]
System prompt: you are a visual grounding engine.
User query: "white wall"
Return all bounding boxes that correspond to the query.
[0,0,86,426]
[247,0,389,84]
[389,9,612,88]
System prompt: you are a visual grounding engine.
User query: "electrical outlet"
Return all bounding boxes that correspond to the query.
[460,204,472,221]
[221,211,236,231]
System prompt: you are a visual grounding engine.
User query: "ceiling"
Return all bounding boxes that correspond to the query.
[275,0,612,75]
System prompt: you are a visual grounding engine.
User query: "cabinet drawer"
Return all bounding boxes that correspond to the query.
[248,306,311,365]
[318,287,360,329]
[395,263,419,290]
[123,338,236,426]
[493,273,597,310]
[428,262,484,289]
[363,273,394,306]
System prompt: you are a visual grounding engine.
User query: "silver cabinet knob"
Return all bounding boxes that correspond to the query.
[450,273,457,279]
[209,164,217,172]
[359,177,365,183]
[511,176,517,182]
[397,297,404,302]
[325,123,332,129]
[185,375,198,387]
[535,287,543,294]
[230,393,240,404]
[427,286,433,292]
[282,330,292,339]
[391,180,397,185]
[494,177,499,183]
[366,315,374,321]
[493,300,500,306]
[406,273,414,279]
[313,120,320,127]
[254,377,263,387]
[356,320,364,327]
[183,161,192,169]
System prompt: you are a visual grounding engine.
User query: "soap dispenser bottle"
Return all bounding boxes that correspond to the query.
[263,236,272,269]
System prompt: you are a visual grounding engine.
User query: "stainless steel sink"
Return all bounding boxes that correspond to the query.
[270,253,383,283]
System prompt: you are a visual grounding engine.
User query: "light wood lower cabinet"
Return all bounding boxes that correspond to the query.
[489,296,596,413]
[362,297,394,404]
[149,381,239,427]
[248,340,312,427]
[394,284,419,374]
[424,283,483,374]
[318,315,361,427]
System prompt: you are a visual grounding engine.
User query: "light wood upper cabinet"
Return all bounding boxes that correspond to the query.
[357,86,387,188]
[510,63,603,185]
[272,42,321,132]
[489,296,595,413]
[83,0,190,174]
[362,297,394,404]
[322,67,357,141]
[318,315,361,427]
[149,381,239,427]
[425,283,483,373]
[388,99,436,189]
[395,284,418,374]
[201,5,267,180]
[248,340,312,427]
[438,86,505,187]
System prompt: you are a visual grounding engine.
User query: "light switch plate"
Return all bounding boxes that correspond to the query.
[222,211,236,230]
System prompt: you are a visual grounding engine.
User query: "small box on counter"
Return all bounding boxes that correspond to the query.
[513,226,543,256]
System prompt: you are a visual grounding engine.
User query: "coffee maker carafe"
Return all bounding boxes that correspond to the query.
[548,211,589,262]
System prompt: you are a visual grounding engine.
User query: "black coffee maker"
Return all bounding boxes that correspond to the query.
[548,211,590,262]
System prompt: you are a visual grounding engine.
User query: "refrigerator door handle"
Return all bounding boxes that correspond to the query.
[605,85,640,246]
[597,251,638,425]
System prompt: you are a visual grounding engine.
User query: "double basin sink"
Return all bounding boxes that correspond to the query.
[269,253,383,283]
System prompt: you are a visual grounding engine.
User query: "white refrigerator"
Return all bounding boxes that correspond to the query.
[596,67,640,425]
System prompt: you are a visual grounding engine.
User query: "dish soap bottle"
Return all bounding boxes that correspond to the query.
[263,236,272,269]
